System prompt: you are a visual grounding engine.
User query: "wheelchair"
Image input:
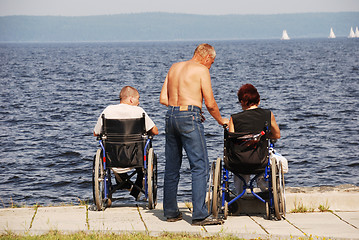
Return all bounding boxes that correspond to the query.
[207,125,286,220]
[92,113,157,210]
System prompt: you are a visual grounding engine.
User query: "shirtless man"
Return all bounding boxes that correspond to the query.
[160,43,228,226]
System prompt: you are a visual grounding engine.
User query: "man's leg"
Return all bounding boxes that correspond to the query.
[130,168,144,200]
[181,113,209,220]
[163,114,183,219]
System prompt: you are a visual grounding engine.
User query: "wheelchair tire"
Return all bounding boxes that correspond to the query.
[93,149,106,211]
[212,157,222,218]
[224,201,228,220]
[206,161,215,213]
[147,148,157,209]
[271,161,285,220]
[279,162,286,216]
[265,202,270,220]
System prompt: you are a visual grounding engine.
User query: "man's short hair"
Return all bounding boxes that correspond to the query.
[119,86,139,100]
[194,43,216,59]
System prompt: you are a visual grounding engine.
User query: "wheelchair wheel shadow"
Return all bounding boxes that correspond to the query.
[227,194,268,218]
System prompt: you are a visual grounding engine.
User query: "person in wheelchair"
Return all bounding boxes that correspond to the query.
[228,83,280,194]
[93,86,158,200]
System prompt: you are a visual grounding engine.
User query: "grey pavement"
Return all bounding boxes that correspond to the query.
[1,202,358,239]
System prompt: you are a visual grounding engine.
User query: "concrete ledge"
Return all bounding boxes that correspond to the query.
[0,186,358,239]
[286,185,359,212]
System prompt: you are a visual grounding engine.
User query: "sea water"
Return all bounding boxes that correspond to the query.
[0,39,358,207]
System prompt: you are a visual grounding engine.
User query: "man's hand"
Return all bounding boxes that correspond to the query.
[219,118,229,126]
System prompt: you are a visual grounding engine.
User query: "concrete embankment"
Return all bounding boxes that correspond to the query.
[0,185,358,239]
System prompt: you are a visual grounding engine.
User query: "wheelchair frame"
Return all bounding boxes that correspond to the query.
[92,114,157,211]
[207,127,286,220]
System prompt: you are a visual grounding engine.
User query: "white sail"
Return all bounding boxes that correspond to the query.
[328,27,336,38]
[348,27,355,38]
[281,30,290,40]
[355,27,359,38]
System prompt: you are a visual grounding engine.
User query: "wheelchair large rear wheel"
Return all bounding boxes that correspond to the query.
[271,161,285,220]
[147,148,157,209]
[206,161,215,213]
[279,162,286,216]
[93,149,106,211]
[212,157,222,218]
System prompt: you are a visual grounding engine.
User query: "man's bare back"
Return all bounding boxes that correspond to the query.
[160,60,207,108]
[160,44,228,126]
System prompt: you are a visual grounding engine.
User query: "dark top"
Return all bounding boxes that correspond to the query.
[224,107,272,174]
[231,108,271,133]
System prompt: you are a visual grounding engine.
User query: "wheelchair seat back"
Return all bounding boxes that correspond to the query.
[224,129,269,174]
[101,114,146,168]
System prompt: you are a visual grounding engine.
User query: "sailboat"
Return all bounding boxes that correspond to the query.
[348,27,355,38]
[281,30,290,40]
[355,27,359,38]
[328,27,336,39]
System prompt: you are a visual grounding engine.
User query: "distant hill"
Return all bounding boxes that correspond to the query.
[0,12,358,42]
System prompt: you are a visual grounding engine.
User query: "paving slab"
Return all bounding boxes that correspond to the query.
[209,215,266,236]
[29,206,87,234]
[0,208,35,234]
[334,212,359,229]
[139,204,198,234]
[88,204,146,232]
[285,212,359,240]
[250,214,304,238]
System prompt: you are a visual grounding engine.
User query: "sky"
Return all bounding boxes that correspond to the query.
[0,0,359,16]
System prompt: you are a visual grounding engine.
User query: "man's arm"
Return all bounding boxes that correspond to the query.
[148,125,159,136]
[201,70,228,126]
[159,75,169,106]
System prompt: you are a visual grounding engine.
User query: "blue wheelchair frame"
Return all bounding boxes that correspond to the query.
[93,114,157,211]
[221,142,275,210]
[210,126,285,220]
[98,137,153,204]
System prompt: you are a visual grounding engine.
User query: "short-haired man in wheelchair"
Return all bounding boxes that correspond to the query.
[228,83,280,195]
[94,86,158,201]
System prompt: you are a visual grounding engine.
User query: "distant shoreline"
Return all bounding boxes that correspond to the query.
[1,12,358,42]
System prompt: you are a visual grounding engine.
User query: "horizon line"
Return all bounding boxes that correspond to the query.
[1,10,359,18]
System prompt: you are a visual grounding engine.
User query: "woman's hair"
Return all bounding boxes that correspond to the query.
[237,84,260,107]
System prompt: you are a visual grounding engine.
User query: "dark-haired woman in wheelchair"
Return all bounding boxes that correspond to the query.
[228,83,280,195]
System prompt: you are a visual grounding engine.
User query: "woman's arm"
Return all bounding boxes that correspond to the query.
[269,112,280,139]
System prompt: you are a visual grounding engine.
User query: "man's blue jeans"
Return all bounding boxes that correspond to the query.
[163,105,209,220]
